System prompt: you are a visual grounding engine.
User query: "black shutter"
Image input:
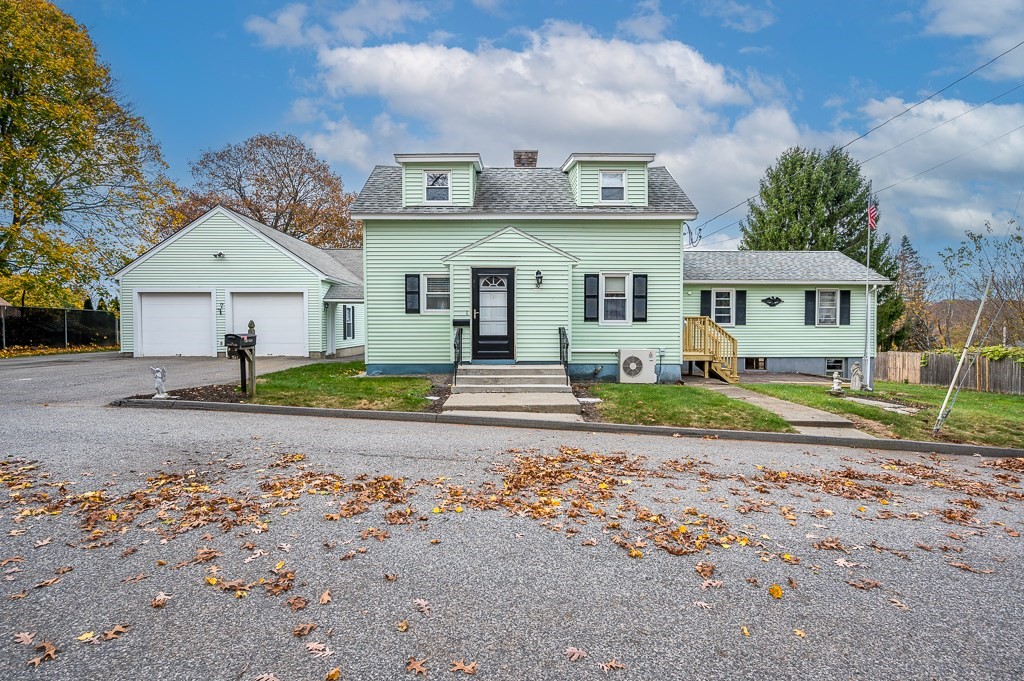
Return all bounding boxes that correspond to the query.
[341,306,348,340]
[584,274,599,321]
[839,290,851,325]
[804,290,816,325]
[700,290,711,317]
[351,305,357,338]
[405,275,420,314]
[735,290,747,325]
[632,274,648,322]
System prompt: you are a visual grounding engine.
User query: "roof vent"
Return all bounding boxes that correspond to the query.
[513,150,538,168]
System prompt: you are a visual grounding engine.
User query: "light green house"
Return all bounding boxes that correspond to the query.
[116,206,364,358]
[353,151,698,381]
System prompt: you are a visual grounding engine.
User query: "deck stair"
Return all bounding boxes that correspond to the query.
[683,316,740,384]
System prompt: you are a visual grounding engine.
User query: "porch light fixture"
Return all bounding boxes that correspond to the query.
[213,251,225,258]
[535,270,543,287]
[323,301,330,311]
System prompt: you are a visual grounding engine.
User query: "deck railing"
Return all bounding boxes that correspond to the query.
[453,327,463,381]
[683,316,738,380]
[558,326,569,385]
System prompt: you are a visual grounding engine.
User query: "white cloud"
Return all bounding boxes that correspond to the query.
[696,1,776,34]
[924,0,1024,79]
[470,0,503,12]
[617,0,672,41]
[245,0,434,48]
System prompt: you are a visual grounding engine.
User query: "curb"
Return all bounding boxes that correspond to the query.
[110,398,1024,459]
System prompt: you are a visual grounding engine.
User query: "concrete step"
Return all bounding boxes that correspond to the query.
[442,392,581,414]
[457,374,567,386]
[451,384,574,394]
[458,364,565,376]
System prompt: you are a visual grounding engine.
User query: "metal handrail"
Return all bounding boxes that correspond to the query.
[453,327,463,382]
[558,326,569,385]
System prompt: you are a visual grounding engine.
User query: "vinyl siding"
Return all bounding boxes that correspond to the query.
[401,162,476,207]
[681,283,878,358]
[119,212,325,355]
[364,220,683,366]
[572,161,649,207]
[333,303,366,350]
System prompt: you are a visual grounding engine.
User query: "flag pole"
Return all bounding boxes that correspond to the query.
[864,185,872,391]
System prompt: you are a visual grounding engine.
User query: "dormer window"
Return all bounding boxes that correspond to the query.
[600,171,625,202]
[425,171,450,203]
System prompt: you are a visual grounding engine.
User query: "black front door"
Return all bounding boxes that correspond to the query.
[472,268,514,360]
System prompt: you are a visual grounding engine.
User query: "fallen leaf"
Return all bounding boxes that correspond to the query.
[102,624,129,641]
[13,632,35,645]
[701,579,724,590]
[599,657,626,672]
[325,668,342,681]
[889,597,910,611]
[564,646,587,661]
[834,558,861,568]
[581,538,598,546]
[947,561,993,574]
[286,596,308,611]
[847,579,882,590]
[9,590,27,600]
[695,562,715,579]
[414,598,431,617]
[450,658,478,675]
[151,592,173,608]
[34,537,52,548]
[794,629,807,638]
[384,573,398,582]
[319,590,332,605]
[741,626,751,637]
[693,600,714,610]
[34,577,60,588]
[768,584,784,599]
[254,674,282,681]
[407,656,429,676]
[293,623,317,637]
[306,641,334,658]
[396,620,409,632]
[75,631,95,642]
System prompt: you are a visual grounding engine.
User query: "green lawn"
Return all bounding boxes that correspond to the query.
[588,383,795,433]
[741,381,1024,449]
[252,361,435,412]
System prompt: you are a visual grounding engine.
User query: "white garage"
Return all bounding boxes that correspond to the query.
[137,292,215,357]
[229,291,307,356]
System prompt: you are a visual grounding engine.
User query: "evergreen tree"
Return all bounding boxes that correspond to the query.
[82,296,94,310]
[894,236,933,350]
[739,146,902,347]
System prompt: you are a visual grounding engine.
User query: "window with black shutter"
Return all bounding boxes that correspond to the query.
[584,274,599,321]
[344,306,355,339]
[804,290,816,325]
[700,290,711,317]
[632,274,647,322]
[405,275,420,313]
[735,290,747,325]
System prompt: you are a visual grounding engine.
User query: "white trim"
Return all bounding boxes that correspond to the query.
[599,272,632,326]
[421,273,451,315]
[598,169,627,205]
[225,288,310,357]
[711,288,735,327]
[816,288,840,327]
[132,288,217,358]
[685,279,892,286]
[395,153,483,172]
[115,205,329,283]
[326,302,336,355]
[441,225,580,262]
[351,211,698,221]
[423,169,452,205]
[560,153,655,172]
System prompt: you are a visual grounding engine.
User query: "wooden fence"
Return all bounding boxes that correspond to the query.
[875,351,1024,395]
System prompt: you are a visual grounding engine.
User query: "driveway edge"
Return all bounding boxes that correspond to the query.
[110,398,1024,458]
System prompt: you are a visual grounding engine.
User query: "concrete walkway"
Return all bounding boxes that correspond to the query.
[698,382,877,439]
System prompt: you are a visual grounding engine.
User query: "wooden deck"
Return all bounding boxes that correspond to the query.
[683,316,739,383]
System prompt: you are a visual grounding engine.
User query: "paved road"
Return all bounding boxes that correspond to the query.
[0,354,1021,680]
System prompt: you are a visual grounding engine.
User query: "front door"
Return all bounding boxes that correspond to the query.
[472,268,514,360]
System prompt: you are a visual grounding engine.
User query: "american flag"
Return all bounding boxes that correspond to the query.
[868,203,878,231]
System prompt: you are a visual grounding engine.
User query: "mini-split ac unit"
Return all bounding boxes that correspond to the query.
[618,349,657,384]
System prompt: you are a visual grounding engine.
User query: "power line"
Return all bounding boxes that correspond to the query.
[842,38,1024,150]
[861,82,1024,165]
[875,121,1024,194]
[688,41,1024,245]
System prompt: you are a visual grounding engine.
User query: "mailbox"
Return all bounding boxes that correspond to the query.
[225,333,256,358]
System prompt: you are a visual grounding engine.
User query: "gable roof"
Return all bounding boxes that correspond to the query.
[324,282,364,301]
[684,250,892,285]
[441,226,579,262]
[352,166,697,218]
[115,206,362,285]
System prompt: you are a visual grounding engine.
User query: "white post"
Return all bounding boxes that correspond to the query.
[934,276,991,433]
[864,192,873,390]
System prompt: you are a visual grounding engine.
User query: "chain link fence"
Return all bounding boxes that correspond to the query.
[0,306,119,350]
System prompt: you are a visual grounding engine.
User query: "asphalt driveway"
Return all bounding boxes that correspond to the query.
[0,353,1022,680]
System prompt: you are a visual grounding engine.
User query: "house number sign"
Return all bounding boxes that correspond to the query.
[761,296,783,307]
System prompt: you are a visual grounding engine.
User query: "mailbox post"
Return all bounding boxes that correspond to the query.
[225,328,257,398]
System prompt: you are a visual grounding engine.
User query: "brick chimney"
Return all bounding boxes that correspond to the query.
[513,150,538,168]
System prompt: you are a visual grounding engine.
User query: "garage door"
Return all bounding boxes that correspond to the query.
[138,292,214,357]
[231,292,306,356]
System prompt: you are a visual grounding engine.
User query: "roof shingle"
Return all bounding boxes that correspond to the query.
[684,250,891,284]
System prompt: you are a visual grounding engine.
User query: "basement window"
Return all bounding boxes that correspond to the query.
[825,358,844,374]
[744,357,767,371]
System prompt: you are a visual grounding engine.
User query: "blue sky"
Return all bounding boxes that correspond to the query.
[59,1,1024,259]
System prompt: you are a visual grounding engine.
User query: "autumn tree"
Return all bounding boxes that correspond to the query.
[151,133,361,248]
[739,146,903,348]
[0,0,177,306]
[893,236,933,350]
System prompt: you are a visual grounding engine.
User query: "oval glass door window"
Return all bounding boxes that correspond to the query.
[479,276,508,336]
